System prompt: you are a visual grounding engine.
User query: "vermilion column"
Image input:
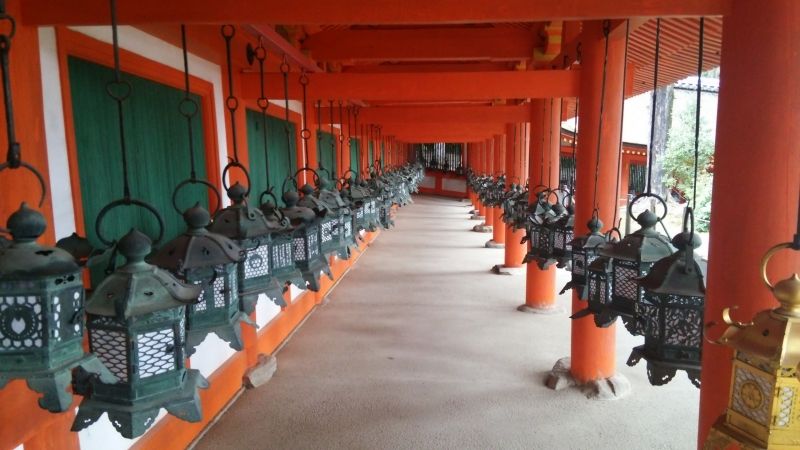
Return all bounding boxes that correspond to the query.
[698,1,800,446]
[519,99,561,312]
[497,123,528,272]
[569,21,626,384]
[486,134,506,247]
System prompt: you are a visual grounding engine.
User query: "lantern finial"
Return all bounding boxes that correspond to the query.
[7,203,46,242]
[117,228,151,263]
[227,182,247,203]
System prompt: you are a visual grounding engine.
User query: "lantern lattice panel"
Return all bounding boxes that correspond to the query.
[244,246,270,279]
[90,328,128,382]
[590,276,610,305]
[663,295,703,348]
[613,262,640,301]
[308,228,320,258]
[731,365,773,426]
[639,301,659,337]
[212,275,226,308]
[321,221,335,244]
[272,240,293,269]
[137,328,176,378]
[293,237,306,260]
[344,220,352,238]
[0,296,44,350]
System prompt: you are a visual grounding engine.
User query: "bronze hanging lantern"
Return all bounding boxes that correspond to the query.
[561,213,607,301]
[597,19,675,335]
[210,27,293,313]
[318,175,358,259]
[550,199,575,269]
[151,204,249,355]
[597,199,675,334]
[628,209,704,387]
[0,204,115,412]
[73,229,207,438]
[281,188,333,292]
[0,1,114,412]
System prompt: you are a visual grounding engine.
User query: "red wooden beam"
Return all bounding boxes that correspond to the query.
[303,28,538,62]
[240,70,580,101]
[248,25,322,72]
[20,0,731,26]
[319,104,531,124]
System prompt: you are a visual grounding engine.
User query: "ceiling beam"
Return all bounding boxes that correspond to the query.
[379,123,505,142]
[241,70,580,101]
[342,62,516,73]
[303,28,537,62]
[320,104,531,124]
[20,0,731,26]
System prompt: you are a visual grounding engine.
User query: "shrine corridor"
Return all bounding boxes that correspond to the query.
[195,195,699,450]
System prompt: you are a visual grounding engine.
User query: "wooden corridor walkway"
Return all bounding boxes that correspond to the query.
[195,195,698,450]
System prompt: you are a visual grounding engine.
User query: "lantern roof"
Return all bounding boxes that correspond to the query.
[637,231,706,297]
[282,191,320,225]
[0,203,80,279]
[600,210,674,262]
[86,229,201,319]
[210,182,278,239]
[150,204,243,272]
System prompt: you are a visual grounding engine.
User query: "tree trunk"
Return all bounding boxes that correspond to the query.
[650,85,674,199]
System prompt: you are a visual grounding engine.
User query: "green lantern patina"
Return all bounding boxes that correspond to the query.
[598,202,675,335]
[318,176,358,259]
[210,183,300,313]
[281,190,332,292]
[561,214,607,300]
[73,229,207,439]
[0,204,115,412]
[151,204,251,355]
[298,182,342,258]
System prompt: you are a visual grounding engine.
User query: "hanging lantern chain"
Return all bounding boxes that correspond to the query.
[590,20,612,212]
[611,20,631,228]
[299,69,311,170]
[0,0,46,206]
[280,56,293,171]
[221,25,240,164]
[547,98,554,188]
[539,101,546,185]
[110,0,132,199]
[329,99,336,178]
[251,37,272,192]
[338,101,344,176]
[645,18,662,195]
[691,18,705,211]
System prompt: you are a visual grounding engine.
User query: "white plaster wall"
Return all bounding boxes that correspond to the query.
[189,333,238,379]
[38,28,76,239]
[420,175,436,189]
[256,293,282,329]
[77,407,166,450]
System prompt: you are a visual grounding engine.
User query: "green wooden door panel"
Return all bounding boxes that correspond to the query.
[245,109,297,205]
[316,131,336,180]
[68,56,208,250]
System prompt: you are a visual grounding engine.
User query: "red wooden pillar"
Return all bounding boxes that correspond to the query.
[569,21,626,384]
[698,0,800,446]
[519,99,560,312]
[500,123,527,271]
[487,133,506,247]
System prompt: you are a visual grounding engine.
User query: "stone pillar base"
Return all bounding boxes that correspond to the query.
[472,224,492,233]
[516,304,564,314]
[491,264,524,275]
[469,214,485,220]
[545,357,631,400]
[484,240,505,248]
[243,354,278,389]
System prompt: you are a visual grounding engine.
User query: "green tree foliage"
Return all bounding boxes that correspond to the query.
[662,101,715,231]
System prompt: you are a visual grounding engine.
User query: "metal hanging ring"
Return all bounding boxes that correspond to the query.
[682,206,695,235]
[627,192,668,222]
[105,79,132,102]
[300,128,312,140]
[221,159,252,196]
[293,167,321,188]
[280,55,290,74]
[225,95,239,113]
[317,165,333,182]
[0,14,17,39]
[0,160,47,207]
[760,242,798,290]
[221,24,235,39]
[171,178,222,215]
[95,197,165,247]
[256,97,269,110]
[178,97,199,119]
